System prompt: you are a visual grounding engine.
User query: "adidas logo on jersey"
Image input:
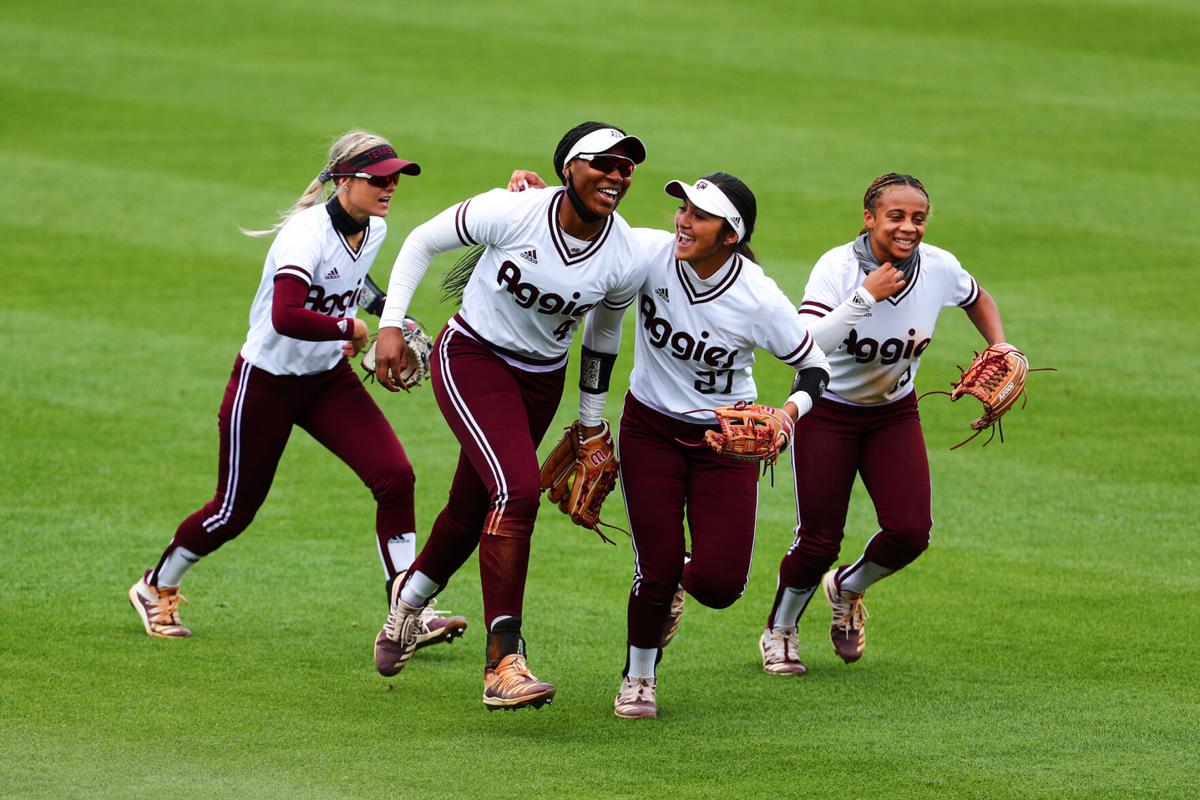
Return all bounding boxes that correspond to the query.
[325,267,341,280]
[655,287,670,303]
[519,249,538,264]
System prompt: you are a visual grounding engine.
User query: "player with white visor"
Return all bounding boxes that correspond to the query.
[371,122,650,711]
[507,168,830,718]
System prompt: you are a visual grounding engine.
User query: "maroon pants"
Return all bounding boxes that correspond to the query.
[619,395,761,649]
[165,355,415,561]
[407,328,565,628]
[774,393,932,596]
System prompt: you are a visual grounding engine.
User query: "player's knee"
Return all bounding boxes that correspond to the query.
[879,524,931,567]
[684,572,743,609]
[370,463,415,503]
[499,480,541,527]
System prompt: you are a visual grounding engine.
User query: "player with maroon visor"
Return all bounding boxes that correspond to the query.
[758,173,1014,674]
[129,131,466,653]
[371,122,649,711]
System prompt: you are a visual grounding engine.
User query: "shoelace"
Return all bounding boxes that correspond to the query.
[765,629,798,663]
[153,588,188,624]
[382,601,419,644]
[619,678,654,704]
[832,593,869,632]
[491,656,540,693]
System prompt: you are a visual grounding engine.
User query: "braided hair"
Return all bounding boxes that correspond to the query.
[699,172,758,262]
[859,172,929,235]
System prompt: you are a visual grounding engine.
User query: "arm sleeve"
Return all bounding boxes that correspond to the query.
[796,250,865,354]
[271,275,353,340]
[803,287,877,354]
[378,204,470,329]
[577,302,627,425]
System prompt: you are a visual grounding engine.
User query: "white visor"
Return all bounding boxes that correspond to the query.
[664,178,746,242]
[564,128,647,165]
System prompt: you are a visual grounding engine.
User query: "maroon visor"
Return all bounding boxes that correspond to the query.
[334,145,421,178]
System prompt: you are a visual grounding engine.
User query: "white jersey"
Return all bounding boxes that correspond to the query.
[629,230,828,421]
[800,240,979,406]
[446,187,646,369]
[241,204,385,376]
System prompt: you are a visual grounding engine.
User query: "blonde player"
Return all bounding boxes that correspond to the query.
[758,173,1011,674]
[370,122,649,711]
[129,131,466,650]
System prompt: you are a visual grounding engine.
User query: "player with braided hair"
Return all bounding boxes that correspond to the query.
[757,172,1018,674]
[370,121,649,711]
[129,130,466,652]
[508,168,830,718]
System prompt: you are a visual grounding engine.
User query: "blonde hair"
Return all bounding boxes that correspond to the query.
[242,129,391,238]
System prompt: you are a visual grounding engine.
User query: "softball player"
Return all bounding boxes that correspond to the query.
[370,122,649,711]
[759,173,1010,674]
[611,175,829,719]
[129,131,465,651]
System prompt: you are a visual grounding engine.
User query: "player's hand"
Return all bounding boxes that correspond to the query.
[862,262,906,301]
[344,318,370,358]
[507,170,547,192]
[373,327,412,393]
[578,421,606,439]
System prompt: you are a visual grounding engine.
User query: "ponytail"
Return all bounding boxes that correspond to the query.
[242,129,391,238]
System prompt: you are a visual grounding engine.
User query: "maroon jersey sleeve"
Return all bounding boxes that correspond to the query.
[271,274,354,341]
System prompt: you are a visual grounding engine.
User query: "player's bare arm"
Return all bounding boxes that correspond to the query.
[964,287,1006,345]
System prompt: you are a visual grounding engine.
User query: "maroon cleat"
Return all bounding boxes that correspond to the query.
[129,570,191,638]
[822,568,868,663]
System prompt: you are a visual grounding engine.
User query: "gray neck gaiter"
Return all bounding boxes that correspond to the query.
[852,231,920,287]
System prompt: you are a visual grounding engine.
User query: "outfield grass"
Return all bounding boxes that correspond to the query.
[2,1,1197,798]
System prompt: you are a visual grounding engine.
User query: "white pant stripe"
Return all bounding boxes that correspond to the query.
[203,359,252,532]
[439,330,509,532]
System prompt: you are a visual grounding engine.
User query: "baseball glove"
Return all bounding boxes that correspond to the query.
[539,420,625,544]
[698,402,792,466]
[923,342,1051,450]
[361,316,433,388]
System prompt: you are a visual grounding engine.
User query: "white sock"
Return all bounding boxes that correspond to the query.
[839,559,895,594]
[399,569,440,607]
[772,585,816,629]
[383,533,416,577]
[154,546,200,588]
[627,645,657,679]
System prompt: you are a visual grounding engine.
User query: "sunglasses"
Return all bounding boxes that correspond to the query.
[333,171,400,188]
[577,154,636,178]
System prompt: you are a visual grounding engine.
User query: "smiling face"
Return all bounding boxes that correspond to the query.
[864,185,928,263]
[337,172,399,221]
[674,199,737,267]
[562,141,636,217]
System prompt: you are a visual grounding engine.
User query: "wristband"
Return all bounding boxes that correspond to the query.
[579,346,617,394]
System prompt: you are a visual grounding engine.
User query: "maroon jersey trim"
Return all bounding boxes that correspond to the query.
[547,191,613,266]
[675,254,742,305]
[455,200,477,247]
[452,313,568,367]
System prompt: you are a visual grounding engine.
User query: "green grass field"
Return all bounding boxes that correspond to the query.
[2,1,1197,797]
